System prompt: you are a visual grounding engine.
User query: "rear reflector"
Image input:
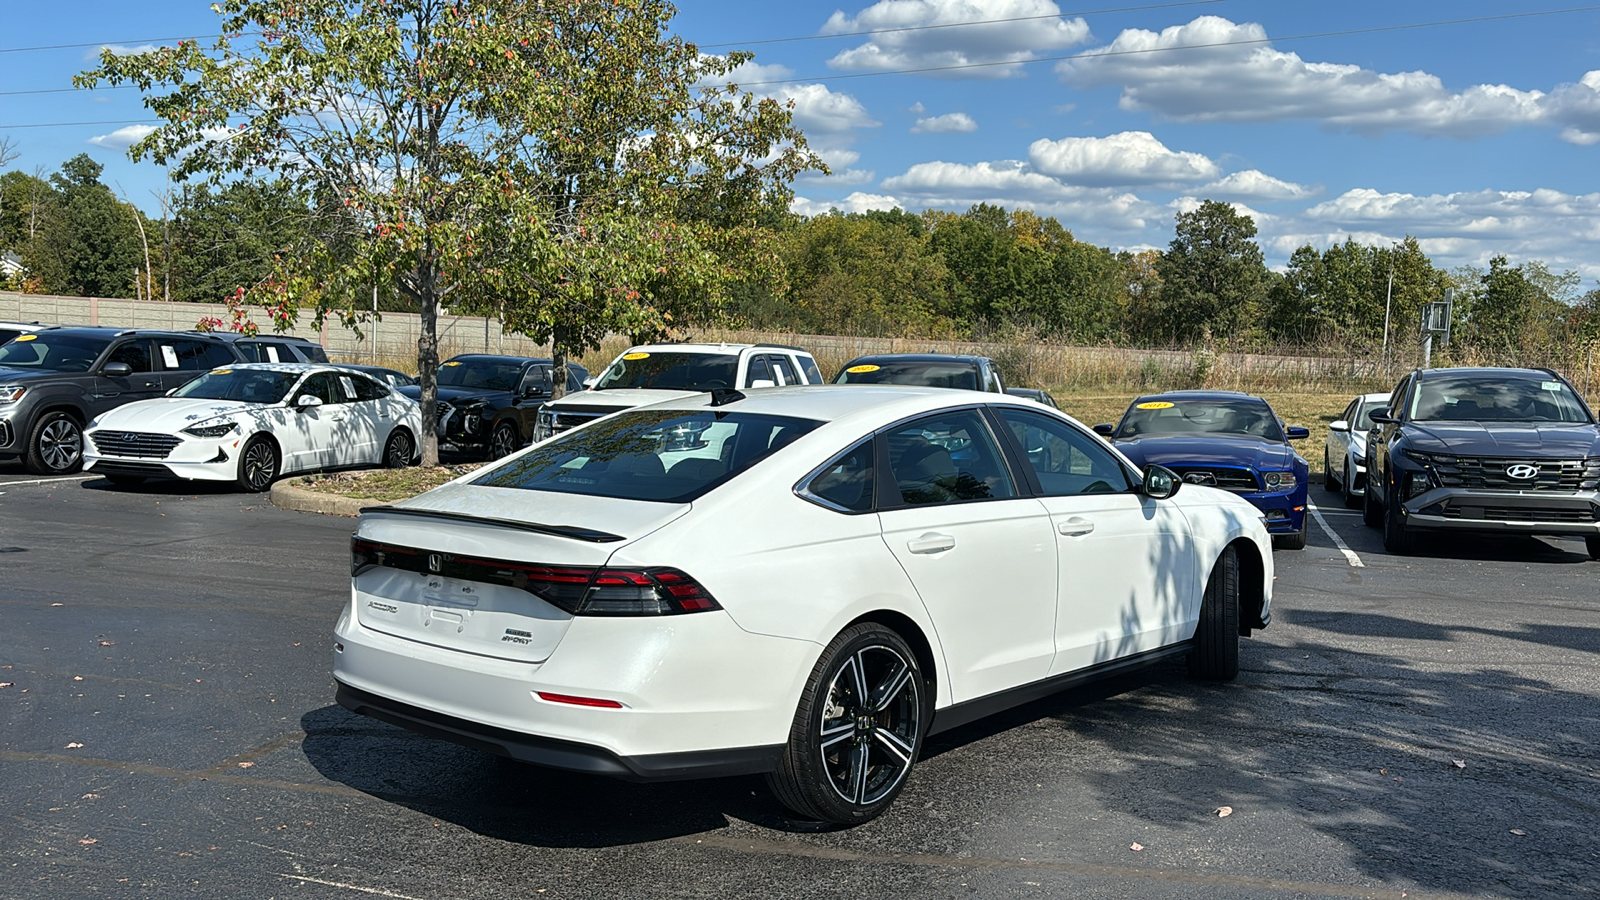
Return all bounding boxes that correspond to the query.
[537,691,624,709]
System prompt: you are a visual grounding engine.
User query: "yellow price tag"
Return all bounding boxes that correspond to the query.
[213,369,233,376]
[1136,401,1175,410]
[15,334,36,341]
[846,364,880,374]
[442,361,461,367]
[622,352,650,361]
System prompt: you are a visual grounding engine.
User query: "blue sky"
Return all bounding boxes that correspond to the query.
[5,1,1600,280]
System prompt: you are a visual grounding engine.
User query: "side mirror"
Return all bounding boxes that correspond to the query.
[1285,426,1311,440]
[1092,423,1115,437]
[296,394,323,410]
[582,376,598,389]
[749,379,776,389]
[1141,464,1181,499]
[1369,409,1396,425]
[101,362,133,377]
[1328,419,1350,433]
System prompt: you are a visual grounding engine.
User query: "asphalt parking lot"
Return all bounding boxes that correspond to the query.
[4,461,1599,899]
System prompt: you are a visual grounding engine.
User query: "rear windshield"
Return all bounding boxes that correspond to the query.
[0,333,110,372]
[835,360,981,391]
[595,352,739,391]
[474,409,820,502]
[174,369,303,404]
[1117,398,1284,441]
[1410,376,1593,423]
[438,358,523,391]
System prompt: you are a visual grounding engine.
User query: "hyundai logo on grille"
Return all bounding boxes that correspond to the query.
[123,433,137,442]
[1505,464,1540,480]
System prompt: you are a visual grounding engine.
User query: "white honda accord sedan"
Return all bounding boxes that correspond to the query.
[334,386,1272,824]
[84,363,421,491]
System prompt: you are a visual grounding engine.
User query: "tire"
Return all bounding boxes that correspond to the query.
[766,623,927,826]
[236,436,279,492]
[1188,545,1240,681]
[487,421,519,460]
[1382,483,1416,555]
[25,411,84,476]
[1273,513,1308,551]
[1342,459,1362,510]
[382,429,415,469]
[1362,468,1383,528]
[105,475,146,487]
[1323,450,1340,494]
[1585,535,1599,561]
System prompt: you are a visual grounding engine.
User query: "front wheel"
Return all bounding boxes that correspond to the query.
[236,436,279,492]
[1273,513,1308,551]
[487,421,519,460]
[1362,470,1383,528]
[1323,451,1340,494]
[1342,459,1363,510]
[767,624,926,826]
[382,429,415,469]
[1189,545,1240,681]
[25,411,84,476]
[1382,484,1416,555]
[1585,535,1599,561]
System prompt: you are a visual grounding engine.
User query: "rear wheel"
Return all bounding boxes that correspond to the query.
[1586,535,1599,561]
[487,421,519,460]
[1323,450,1340,494]
[1382,484,1416,555]
[1362,469,1383,528]
[382,429,415,469]
[236,436,278,492]
[767,624,926,826]
[1189,545,1240,681]
[25,411,84,476]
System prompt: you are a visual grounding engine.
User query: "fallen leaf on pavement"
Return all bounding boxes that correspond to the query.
[73,676,83,681]
[1510,829,1528,836]
[97,641,115,647]
[1215,806,1233,818]
[237,762,254,769]
[1130,843,1144,851]
[1452,760,1466,769]
[78,839,97,845]
[65,742,84,749]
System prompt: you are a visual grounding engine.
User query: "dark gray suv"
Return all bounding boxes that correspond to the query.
[0,328,243,475]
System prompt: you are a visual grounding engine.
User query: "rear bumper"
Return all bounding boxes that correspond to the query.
[1403,488,1600,537]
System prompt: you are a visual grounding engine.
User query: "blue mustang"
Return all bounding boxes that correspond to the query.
[1094,390,1312,549]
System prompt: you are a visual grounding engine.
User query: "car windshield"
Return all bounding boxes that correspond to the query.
[437,359,522,391]
[1118,398,1285,441]
[594,352,738,391]
[0,333,110,372]
[474,408,820,503]
[1352,402,1380,430]
[173,369,302,404]
[835,360,981,391]
[1410,376,1593,423]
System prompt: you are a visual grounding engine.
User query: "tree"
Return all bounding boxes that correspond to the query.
[777,211,951,337]
[1153,200,1269,344]
[80,0,816,465]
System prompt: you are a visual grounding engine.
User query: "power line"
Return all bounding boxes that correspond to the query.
[0,32,256,55]
[696,0,1229,49]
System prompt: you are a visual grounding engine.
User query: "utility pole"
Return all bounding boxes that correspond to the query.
[1381,263,1394,377]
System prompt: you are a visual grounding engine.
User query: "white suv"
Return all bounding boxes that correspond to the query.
[533,342,822,441]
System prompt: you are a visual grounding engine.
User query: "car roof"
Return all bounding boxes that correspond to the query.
[1416,366,1561,380]
[205,332,320,343]
[614,384,1042,429]
[1356,392,1391,402]
[1133,389,1263,403]
[30,326,230,340]
[623,342,775,355]
[842,353,990,365]
[207,362,349,375]
[446,354,553,364]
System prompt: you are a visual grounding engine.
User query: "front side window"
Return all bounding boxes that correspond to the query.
[474,409,821,503]
[885,410,1016,506]
[105,340,155,374]
[745,355,774,387]
[1116,398,1285,441]
[173,369,302,404]
[297,373,340,404]
[998,407,1131,496]
[1410,376,1593,424]
[0,333,112,372]
[594,352,739,391]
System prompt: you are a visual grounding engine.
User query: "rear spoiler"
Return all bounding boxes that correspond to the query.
[359,505,626,543]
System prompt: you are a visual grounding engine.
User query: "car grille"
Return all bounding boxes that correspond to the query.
[434,401,454,437]
[1422,455,1600,492]
[548,405,631,435]
[90,431,182,459]
[0,420,12,448]
[1170,466,1259,492]
[1439,504,1599,523]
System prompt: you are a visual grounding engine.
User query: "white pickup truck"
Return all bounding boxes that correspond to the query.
[531,342,824,442]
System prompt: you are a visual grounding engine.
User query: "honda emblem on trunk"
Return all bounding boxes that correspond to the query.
[428,553,444,573]
[1505,464,1539,480]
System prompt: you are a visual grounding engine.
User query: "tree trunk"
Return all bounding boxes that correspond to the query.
[416,260,442,467]
[550,322,570,401]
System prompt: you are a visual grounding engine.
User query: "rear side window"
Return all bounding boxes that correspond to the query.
[161,340,234,371]
[800,440,875,512]
[768,355,800,386]
[799,356,823,385]
[475,409,821,503]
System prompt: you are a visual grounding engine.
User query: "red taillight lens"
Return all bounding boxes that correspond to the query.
[537,691,624,709]
[579,568,721,616]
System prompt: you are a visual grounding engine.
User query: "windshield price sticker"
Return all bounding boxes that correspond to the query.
[15,334,35,341]
[1542,381,1564,392]
[846,364,880,373]
[622,352,650,360]
[442,361,461,367]
[1136,401,1175,410]
[213,369,232,376]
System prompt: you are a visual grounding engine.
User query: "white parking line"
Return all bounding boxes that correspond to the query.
[0,476,94,487]
[1307,500,1364,568]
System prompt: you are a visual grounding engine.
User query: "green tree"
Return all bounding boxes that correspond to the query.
[81,0,816,464]
[1153,200,1269,344]
[166,180,330,306]
[777,211,951,337]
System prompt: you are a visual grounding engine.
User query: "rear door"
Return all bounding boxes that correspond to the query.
[876,408,1057,702]
[154,338,234,393]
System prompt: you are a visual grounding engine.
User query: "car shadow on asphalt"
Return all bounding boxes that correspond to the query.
[1281,608,1600,657]
[1356,530,1593,565]
[77,474,249,496]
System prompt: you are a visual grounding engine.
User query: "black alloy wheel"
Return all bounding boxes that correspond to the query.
[1323,450,1340,494]
[26,411,84,476]
[1342,459,1363,510]
[383,429,415,469]
[1362,469,1384,528]
[1188,544,1240,681]
[236,436,279,492]
[1585,535,1599,561]
[487,421,519,460]
[1382,482,1416,555]
[768,624,926,825]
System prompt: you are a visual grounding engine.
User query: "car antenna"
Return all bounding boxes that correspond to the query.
[708,387,745,407]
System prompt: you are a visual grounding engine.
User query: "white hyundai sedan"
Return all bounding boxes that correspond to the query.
[334,387,1272,824]
[84,363,421,491]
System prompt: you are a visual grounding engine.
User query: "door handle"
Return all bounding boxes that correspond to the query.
[1058,517,1095,537]
[907,533,956,555]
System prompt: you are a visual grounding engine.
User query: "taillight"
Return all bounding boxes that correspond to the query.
[350,536,720,617]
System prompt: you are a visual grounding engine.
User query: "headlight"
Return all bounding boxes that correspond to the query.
[1263,471,1299,491]
[182,421,240,438]
[0,386,23,404]
[533,409,554,442]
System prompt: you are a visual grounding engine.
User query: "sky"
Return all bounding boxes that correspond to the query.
[3,0,1599,281]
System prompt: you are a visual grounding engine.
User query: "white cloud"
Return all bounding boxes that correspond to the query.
[90,43,159,60]
[1199,170,1317,202]
[799,149,876,186]
[911,112,978,134]
[1546,71,1600,145]
[87,125,157,149]
[881,159,1161,229]
[1028,131,1217,186]
[825,0,1091,78]
[1169,196,1270,223]
[777,83,880,134]
[1058,16,1547,138]
[791,192,903,216]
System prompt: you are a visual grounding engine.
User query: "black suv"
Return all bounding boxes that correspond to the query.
[398,354,589,459]
[205,332,330,364]
[0,327,243,475]
[1363,366,1600,558]
[832,353,1006,392]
